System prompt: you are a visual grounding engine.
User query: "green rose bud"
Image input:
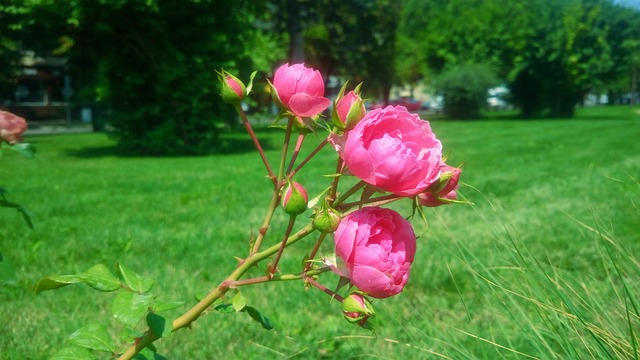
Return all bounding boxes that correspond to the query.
[217,69,246,105]
[281,181,308,215]
[313,206,341,233]
[342,291,375,328]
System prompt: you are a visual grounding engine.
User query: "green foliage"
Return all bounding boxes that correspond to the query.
[435,63,498,119]
[35,263,173,358]
[398,0,640,118]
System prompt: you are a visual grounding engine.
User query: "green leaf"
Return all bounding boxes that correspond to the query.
[0,253,17,285]
[245,306,273,330]
[10,142,36,159]
[146,313,172,339]
[232,291,247,312]
[152,301,185,313]
[35,274,89,293]
[67,323,116,353]
[111,291,154,328]
[51,345,96,360]
[245,70,258,95]
[35,264,122,293]
[116,263,155,293]
[81,264,122,292]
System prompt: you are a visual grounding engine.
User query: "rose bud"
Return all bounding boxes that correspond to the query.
[270,63,331,118]
[418,164,462,207]
[281,181,308,215]
[332,83,366,130]
[333,206,416,299]
[337,105,442,197]
[217,69,246,105]
[0,110,27,145]
[342,291,375,328]
[313,206,341,233]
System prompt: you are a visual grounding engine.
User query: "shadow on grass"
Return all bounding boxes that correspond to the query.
[63,126,280,158]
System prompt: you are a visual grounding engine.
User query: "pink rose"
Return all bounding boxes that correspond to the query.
[271,63,331,118]
[333,206,416,299]
[418,164,462,207]
[0,110,27,144]
[339,105,442,197]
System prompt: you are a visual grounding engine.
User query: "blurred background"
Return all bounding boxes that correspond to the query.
[0,0,638,155]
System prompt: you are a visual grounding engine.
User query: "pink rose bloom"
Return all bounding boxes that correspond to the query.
[272,63,331,118]
[0,110,27,144]
[339,105,442,197]
[333,206,416,299]
[418,164,462,207]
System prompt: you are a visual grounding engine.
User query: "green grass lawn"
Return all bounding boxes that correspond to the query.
[1,105,639,359]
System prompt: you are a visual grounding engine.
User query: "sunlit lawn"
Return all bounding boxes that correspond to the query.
[1,105,639,359]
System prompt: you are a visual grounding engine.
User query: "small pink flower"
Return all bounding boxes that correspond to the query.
[418,164,462,207]
[338,105,442,197]
[271,63,331,118]
[0,110,27,144]
[333,206,416,299]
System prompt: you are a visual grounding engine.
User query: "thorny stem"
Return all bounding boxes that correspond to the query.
[306,277,345,302]
[333,180,367,207]
[278,117,295,184]
[286,133,306,176]
[229,266,332,287]
[236,105,275,184]
[337,193,402,212]
[249,188,280,255]
[250,116,296,255]
[304,232,328,272]
[268,215,297,277]
[289,137,329,179]
[117,223,317,360]
[328,158,344,205]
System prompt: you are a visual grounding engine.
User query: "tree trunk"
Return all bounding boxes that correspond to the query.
[286,0,305,63]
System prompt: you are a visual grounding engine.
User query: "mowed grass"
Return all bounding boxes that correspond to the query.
[1,105,639,359]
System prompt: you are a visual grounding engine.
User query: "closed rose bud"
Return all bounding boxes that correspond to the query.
[313,206,341,233]
[342,291,374,327]
[281,181,308,215]
[418,164,462,207]
[217,69,246,105]
[0,111,27,145]
[332,83,366,130]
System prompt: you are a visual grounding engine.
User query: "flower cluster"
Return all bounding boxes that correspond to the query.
[224,62,463,328]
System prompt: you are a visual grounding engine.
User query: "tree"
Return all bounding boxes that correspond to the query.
[17,0,284,155]
[274,0,402,102]
[398,0,628,118]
